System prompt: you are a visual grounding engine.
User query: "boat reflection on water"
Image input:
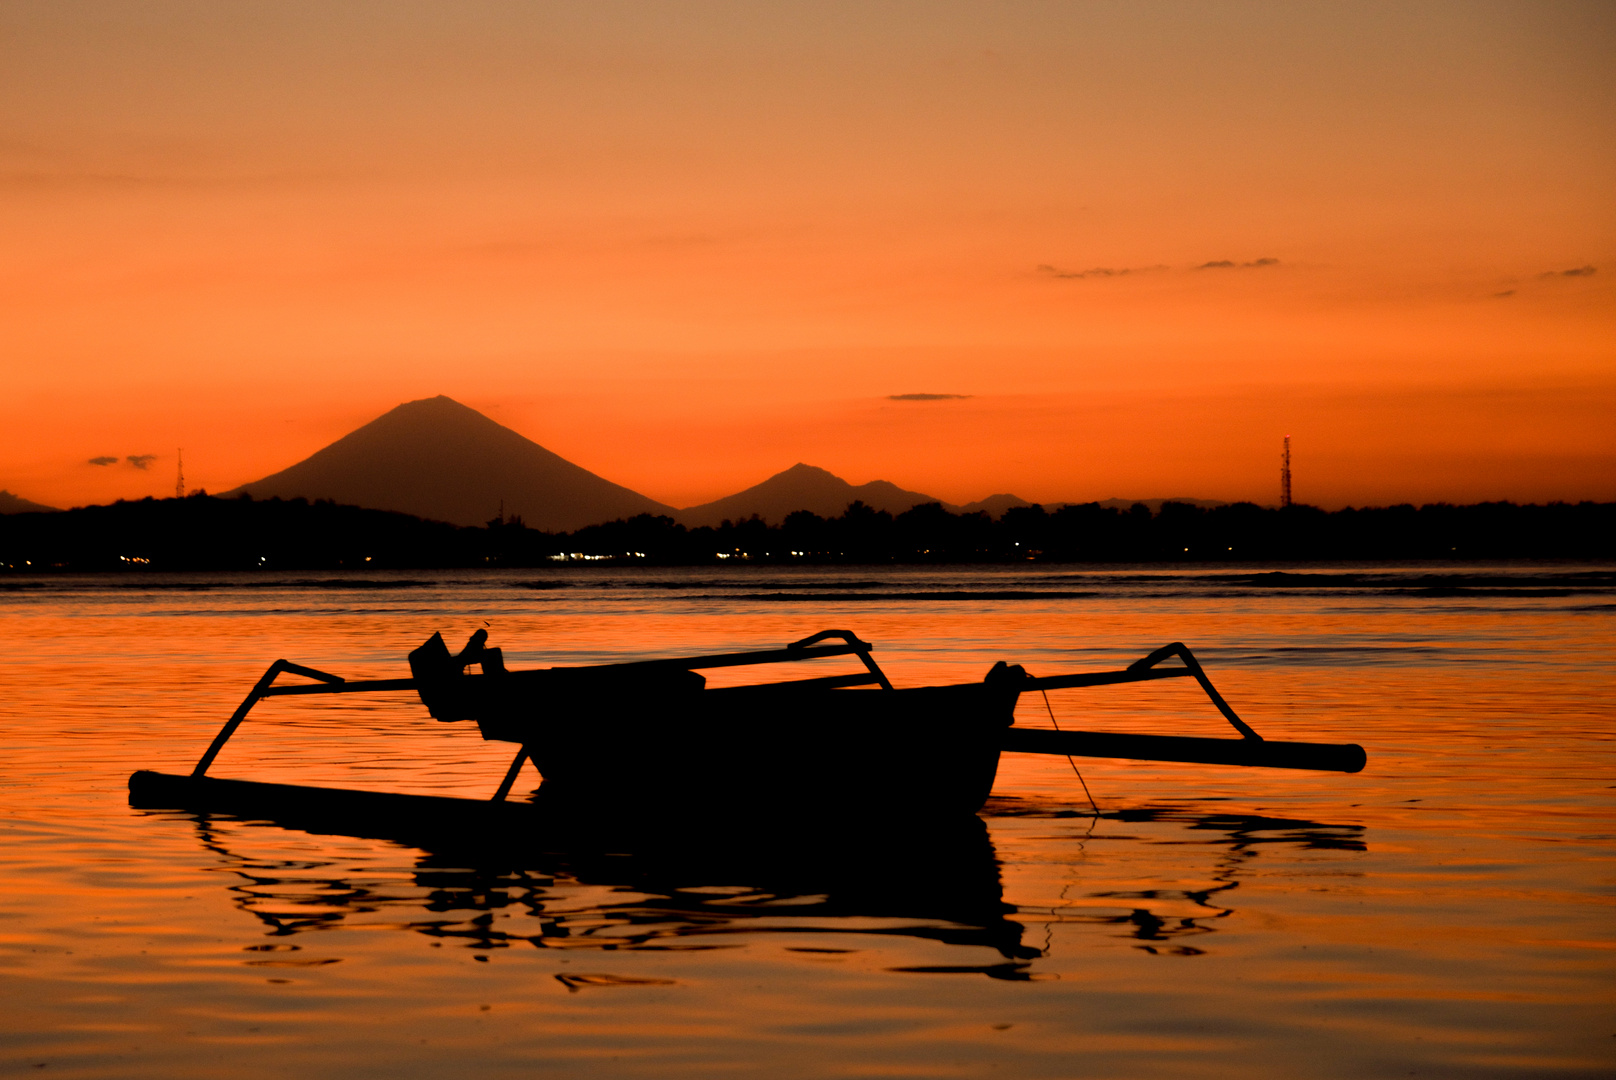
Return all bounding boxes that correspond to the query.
[990,798,1367,958]
[163,798,1366,981]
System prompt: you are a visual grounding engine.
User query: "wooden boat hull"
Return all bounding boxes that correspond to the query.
[486,681,1019,819]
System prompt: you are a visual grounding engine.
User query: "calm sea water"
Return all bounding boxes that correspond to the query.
[1,565,1612,1078]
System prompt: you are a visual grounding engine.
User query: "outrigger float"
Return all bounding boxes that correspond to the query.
[129,629,1365,832]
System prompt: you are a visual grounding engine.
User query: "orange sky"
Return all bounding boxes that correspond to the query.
[2,2,1612,511]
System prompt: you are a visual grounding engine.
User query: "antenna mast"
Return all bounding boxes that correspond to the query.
[175,449,186,500]
[1280,436,1292,508]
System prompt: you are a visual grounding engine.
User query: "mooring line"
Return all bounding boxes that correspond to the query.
[1040,687,1100,815]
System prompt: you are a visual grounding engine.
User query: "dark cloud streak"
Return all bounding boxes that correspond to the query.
[1038,259,1277,279]
[1199,257,1279,269]
[1037,263,1167,280]
[888,393,972,402]
[127,454,158,470]
[87,456,118,466]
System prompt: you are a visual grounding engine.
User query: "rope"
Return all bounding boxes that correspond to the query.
[1041,687,1100,815]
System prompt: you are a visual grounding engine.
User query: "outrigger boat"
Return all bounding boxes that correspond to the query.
[128,629,1365,832]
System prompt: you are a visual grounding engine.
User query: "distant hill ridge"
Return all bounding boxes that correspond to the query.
[1093,497,1229,512]
[216,395,1225,530]
[6,495,1610,570]
[676,465,1225,525]
[0,490,58,514]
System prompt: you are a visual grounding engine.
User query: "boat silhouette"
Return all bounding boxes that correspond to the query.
[129,628,1365,826]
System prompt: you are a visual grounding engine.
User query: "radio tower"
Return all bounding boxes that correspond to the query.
[175,449,186,500]
[1280,435,1292,508]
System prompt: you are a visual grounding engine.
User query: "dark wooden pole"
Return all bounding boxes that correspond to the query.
[1000,727,1365,773]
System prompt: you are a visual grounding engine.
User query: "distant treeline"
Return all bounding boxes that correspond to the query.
[1,494,1612,572]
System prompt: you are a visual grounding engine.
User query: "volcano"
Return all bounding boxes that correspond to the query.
[227,396,674,530]
[678,463,948,527]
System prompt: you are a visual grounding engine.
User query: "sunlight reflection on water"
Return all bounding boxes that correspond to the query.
[0,565,1612,1078]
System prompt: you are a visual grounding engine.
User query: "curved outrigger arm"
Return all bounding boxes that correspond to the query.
[787,628,893,690]
[1128,641,1260,740]
[190,661,417,778]
[1012,641,1257,739]
[1004,642,1365,773]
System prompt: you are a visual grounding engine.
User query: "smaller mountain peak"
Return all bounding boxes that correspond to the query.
[0,489,60,514]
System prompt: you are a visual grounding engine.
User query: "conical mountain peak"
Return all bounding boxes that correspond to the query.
[227,397,673,530]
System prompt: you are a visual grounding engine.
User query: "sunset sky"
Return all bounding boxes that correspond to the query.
[2,1,1611,512]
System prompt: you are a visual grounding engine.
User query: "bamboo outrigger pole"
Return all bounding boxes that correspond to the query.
[998,641,1365,773]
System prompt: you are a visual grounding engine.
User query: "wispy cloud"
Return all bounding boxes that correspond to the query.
[1198,257,1279,270]
[1037,263,1167,280]
[889,393,972,402]
[1540,265,1596,278]
[127,454,158,470]
[1037,258,1279,279]
[87,455,118,466]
